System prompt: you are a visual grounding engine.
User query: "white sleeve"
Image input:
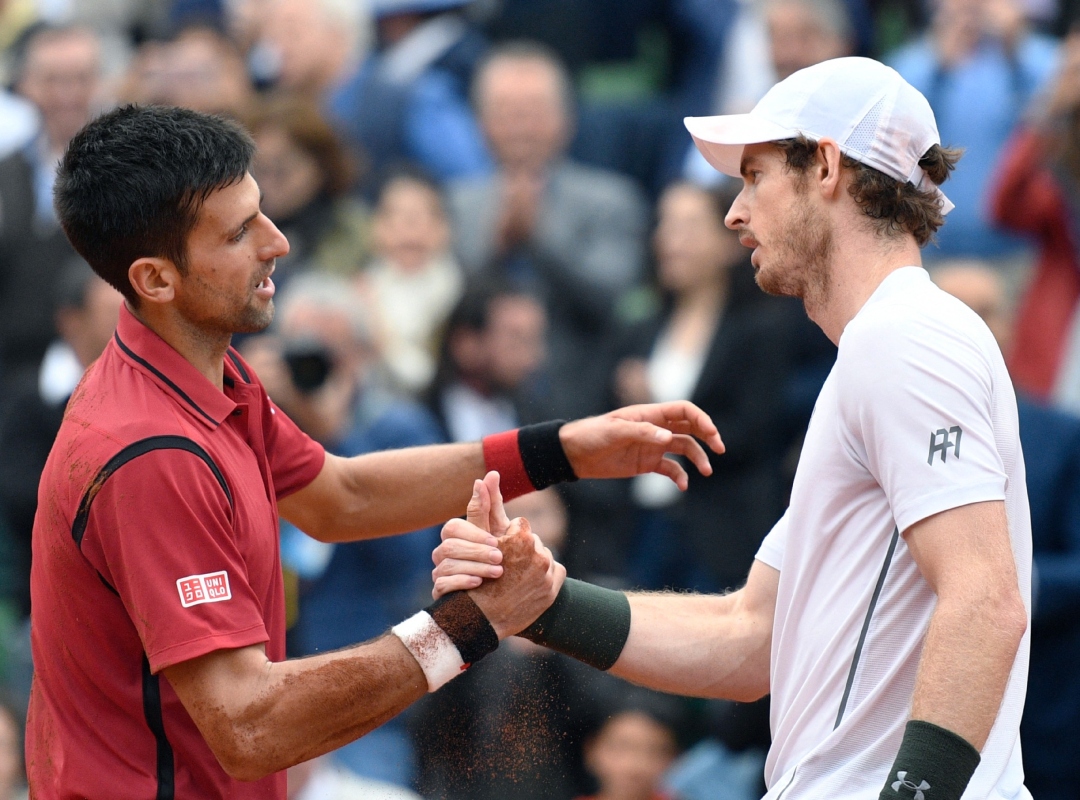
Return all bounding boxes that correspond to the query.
[835,309,1007,535]
[755,510,789,571]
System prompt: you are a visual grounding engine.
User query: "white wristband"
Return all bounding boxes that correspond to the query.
[392,610,467,692]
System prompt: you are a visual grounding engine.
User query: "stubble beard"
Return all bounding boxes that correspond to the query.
[754,193,833,313]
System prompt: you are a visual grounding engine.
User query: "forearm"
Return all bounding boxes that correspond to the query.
[170,637,426,781]
[909,590,1027,749]
[610,590,772,701]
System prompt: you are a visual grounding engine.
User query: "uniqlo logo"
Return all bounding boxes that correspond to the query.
[177,571,232,608]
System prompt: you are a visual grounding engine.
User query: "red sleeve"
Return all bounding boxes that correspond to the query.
[482,429,534,501]
[990,127,1068,236]
[79,449,269,673]
[262,394,326,499]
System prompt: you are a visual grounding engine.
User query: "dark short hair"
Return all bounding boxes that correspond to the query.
[54,104,256,304]
[776,135,961,247]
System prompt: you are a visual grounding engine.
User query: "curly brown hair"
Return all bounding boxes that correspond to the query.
[775,136,961,247]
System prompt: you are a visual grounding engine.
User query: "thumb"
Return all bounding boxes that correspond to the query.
[466,479,491,533]
[629,420,674,445]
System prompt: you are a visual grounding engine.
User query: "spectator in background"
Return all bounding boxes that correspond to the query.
[255,0,369,100]
[450,41,649,420]
[240,273,443,789]
[685,0,853,185]
[247,94,370,288]
[426,281,547,442]
[0,24,99,385]
[888,0,1058,260]
[358,167,463,394]
[118,26,252,117]
[0,0,36,160]
[0,260,122,621]
[576,692,685,800]
[613,182,791,597]
[933,261,1080,800]
[989,30,1080,413]
[328,0,492,186]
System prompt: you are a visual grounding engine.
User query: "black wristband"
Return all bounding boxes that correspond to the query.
[518,420,578,490]
[879,720,980,800]
[426,592,499,666]
[519,578,631,670]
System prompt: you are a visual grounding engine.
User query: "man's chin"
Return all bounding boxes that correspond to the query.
[234,301,275,335]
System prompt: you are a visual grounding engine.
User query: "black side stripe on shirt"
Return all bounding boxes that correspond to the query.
[834,526,901,729]
[71,435,233,549]
[226,348,250,382]
[142,654,175,800]
[114,332,218,426]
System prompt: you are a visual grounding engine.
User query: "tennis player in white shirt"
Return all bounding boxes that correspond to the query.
[429,56,1032,800]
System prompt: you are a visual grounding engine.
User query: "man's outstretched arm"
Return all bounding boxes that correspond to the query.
[431,479,777,703]
[279,401,724,543]
[165,483,565,781]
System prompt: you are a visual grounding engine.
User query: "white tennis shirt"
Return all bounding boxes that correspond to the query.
[756,267,1032,799]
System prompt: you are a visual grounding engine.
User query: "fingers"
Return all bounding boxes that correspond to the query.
[663,433,713,477]
[432,574,483,599]
[613,401,725,455]
[440,517,498,547]
[466,479,491,533]
[482,471,511,535]
[653,455,689,491]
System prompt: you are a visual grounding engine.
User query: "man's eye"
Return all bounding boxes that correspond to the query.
[232,225,248,242]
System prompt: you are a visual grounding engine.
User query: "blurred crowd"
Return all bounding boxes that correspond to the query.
[1,0,1080,797]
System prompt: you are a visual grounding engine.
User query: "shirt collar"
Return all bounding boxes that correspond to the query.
[113,303,242,428]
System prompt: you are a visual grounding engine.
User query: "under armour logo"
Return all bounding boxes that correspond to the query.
[927,426,963,465]
[892,771,931,800]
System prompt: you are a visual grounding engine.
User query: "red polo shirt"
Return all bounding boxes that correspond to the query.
[27,304,325,799]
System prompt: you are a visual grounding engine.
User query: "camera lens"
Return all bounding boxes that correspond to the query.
[282,339,334,393]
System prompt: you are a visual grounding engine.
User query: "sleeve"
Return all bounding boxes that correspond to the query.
[406,71,494,182]
[79,449,269,673]
[835,311,1008,535]
[261,389,326,500]
[755,510,789,571]
[988,127,1064,236]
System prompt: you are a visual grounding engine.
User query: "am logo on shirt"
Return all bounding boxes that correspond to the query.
[927,426,963,465]
[177,570,232,607]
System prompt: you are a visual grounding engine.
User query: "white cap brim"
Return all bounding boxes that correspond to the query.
[685,114,797,178]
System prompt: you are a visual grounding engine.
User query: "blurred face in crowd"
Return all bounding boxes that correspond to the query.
[766,0,850,80]
[17,28,101,150]
[654,183,742,296]
[484,294,546,390]
[726,143,833,305]
[372,177,451,272]
[165,29,252,116]
[57,278,124,369]
[252,125,324,222]
[932,263,1012,353]
[585,712,678,800]
[477,55,571,173]
[262,0,354,93]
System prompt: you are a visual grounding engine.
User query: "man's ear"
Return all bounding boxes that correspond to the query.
[815,138,845,199]
[128,257,180,305]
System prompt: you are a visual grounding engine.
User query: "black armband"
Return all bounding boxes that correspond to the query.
[519,578,631,670]
[879,720,980,800]
[427,591,500,665]
[517,420,578,490]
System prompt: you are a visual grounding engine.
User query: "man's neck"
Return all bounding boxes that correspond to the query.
[130,303,230,390]
[805,228,923,346]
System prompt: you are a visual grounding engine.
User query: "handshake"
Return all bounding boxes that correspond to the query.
[393,470,631,691]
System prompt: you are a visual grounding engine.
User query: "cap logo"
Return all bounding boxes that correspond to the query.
[177,570,232,607]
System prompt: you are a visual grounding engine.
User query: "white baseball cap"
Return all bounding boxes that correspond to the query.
[685,57,954,214]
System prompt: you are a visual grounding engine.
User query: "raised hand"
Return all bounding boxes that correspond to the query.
[560,400,725,490]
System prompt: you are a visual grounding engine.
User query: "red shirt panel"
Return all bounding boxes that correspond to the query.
[27,305,325,799]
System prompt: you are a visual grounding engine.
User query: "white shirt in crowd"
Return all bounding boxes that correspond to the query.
[756,267,1032,799]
